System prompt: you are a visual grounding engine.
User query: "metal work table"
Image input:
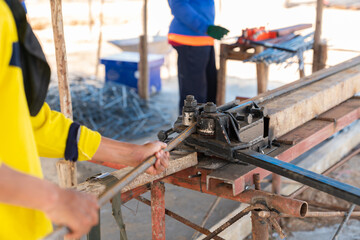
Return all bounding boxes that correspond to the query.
[105,97,360,240]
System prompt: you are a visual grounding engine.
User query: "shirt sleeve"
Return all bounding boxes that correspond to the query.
[30,103,101,161]
[168,0,210,34]
[0,4,13,87]
[0,3,14,170]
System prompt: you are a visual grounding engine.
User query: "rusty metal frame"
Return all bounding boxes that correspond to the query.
[116,98,360,239]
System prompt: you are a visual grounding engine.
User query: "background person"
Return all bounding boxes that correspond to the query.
[167,0,229,113]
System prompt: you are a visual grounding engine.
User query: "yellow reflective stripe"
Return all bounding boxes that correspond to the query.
[168,33,214,46]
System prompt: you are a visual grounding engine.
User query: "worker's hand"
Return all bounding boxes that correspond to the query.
[137,141,170,175]
[43,188,99,239]
[207,25,229,40]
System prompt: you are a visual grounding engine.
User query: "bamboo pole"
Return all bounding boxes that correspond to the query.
[50,0,77,188]
[88,0,93,32]
[312,0,324,72]
[282,211,360,218]
[95,0,104,77]
[138,0,149,100]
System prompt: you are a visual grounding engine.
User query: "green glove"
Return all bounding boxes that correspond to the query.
[207,25,229,40]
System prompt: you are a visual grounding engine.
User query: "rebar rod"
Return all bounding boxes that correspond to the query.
[331,204,356,240]
[42,123,197,240]
[136,196,225,240]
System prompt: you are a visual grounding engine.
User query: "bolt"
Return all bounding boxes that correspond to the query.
[188,172,202,179]
[184,95,197,107]
[258,211,270,218]
[157,128,174,142]
[204,102,217,113]
[253,173,261,190]
[245,113,253,124]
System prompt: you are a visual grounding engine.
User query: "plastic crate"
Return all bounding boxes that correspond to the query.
[100,52,164,94]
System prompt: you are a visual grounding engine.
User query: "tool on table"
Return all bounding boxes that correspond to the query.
[237,24,312,52]
[42,123,196,240]
[44,90,360,239]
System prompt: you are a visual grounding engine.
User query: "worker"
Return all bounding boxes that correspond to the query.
[0,0,169,239]
[167,0,229,114]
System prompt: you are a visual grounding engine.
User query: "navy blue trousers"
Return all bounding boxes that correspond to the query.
[174,45,217,114]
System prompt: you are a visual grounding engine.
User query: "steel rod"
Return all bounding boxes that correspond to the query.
[191,197,221,240]
[42,123,197,240]
[201,205,263,240]
[331,204,356,240]
[288,144,360,198]
[282,210,360,218]
[136,196,225,240]
[305,199,359,212]
[237,150,360,206]
[229,55,360,107]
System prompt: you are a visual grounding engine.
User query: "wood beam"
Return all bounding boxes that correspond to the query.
[260,63,360,139]
[76,152,197,197]
[50,0,77,188]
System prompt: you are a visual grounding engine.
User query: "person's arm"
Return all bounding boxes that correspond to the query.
[30,103,101,161]
[169,0,211,34]
[0,4,98,238]
[31,103,170,174]
[0,162,99,239]
[92,137,169,175]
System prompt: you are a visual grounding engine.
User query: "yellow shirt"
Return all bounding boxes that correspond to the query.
[0,2,101,239]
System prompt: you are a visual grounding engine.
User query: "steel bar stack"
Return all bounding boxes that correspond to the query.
[245,32,314,67]
[46,80,172,140]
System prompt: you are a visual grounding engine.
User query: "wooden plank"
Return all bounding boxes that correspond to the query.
[271,97,360,162]
[326,0,360,10]
[317,98,360,132]
[76,152,197,197]
[227,51,253,61]
[50,0,77,188]
[261,64,360,139]
[274,24,312,36]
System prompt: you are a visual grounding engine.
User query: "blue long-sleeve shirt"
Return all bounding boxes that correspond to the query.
[168,0,215,46]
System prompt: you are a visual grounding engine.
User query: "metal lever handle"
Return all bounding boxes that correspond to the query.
[42,123,197,240]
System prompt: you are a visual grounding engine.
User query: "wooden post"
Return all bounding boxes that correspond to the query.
[299,68,305,78]
[299,54,305,78]
[312,0,324,72]
[216,43,228,105]
[138,0,149,100]
[255,46,269,94]
[317,40,328,70]
[251,211,269,240]
[88,0,93,32]
[95,0,104,77]
[50,0,77,189]
[151,181,165,240]
[272,174,282,194]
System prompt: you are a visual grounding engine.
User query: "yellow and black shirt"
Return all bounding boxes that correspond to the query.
[0,1,101,239]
